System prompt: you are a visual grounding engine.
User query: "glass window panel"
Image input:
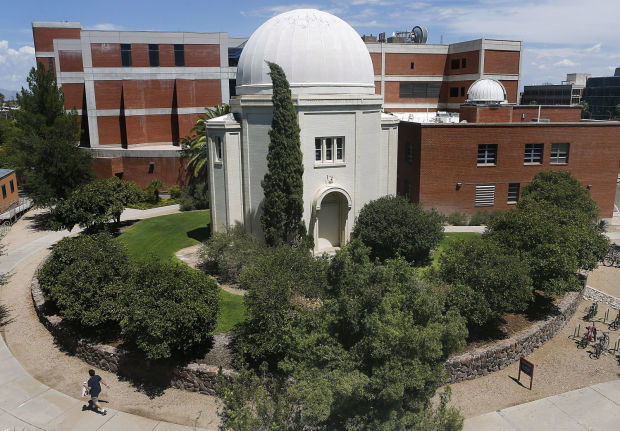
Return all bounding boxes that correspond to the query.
[477,144,497,165]
[121,44,132,67]
[508,183,520,203]
[174,44,184,66]
[524,143,543,164]
[148,44,159,67]
[325,138,333,161]
[315,139,322,161]
[336,138,344,161]
[550,143,569,164]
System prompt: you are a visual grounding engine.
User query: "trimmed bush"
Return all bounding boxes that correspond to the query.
[199,225,264,283]
[468,210,503,226]
[351,195,444,265]
[168,185,182,199]
[37,233,132,327]
[445,211,468,226]
[120,258,219,359]
[180,181,209,211]
[143,179,163,204]
[438,237,533,328]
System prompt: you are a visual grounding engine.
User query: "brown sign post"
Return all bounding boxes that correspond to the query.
[518,357,534,390]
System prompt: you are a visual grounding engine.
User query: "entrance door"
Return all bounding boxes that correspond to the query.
[317,193,341,250]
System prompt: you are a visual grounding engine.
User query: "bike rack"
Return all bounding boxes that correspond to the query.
[573,324,581,339]
[612,338,620,355]
[604,309,610,323]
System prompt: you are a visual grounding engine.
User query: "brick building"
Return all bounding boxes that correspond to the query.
[398,98,620,218]
[0,169,19,214]
[32,22,245,187]
[32,22,522,186]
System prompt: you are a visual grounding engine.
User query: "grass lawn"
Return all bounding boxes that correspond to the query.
[431,232,481,267]
[117,210,245,334]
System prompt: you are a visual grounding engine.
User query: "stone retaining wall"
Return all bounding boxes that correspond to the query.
[445,290,581,383]
[31,265,234,395]
[582,286,620,310]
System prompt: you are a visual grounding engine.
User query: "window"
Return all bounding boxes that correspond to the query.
[460,87,465,97]
[148,162,155,174]
[410,61,415,70]
[315,137,344,164]
[214,136,223,162]
[1,185,5,199]
[121,44,132,67]
[9,180,14,193]
[461,58,467,68]
[449,87,459,97]
[508,183,520,204]
[477,144,497,165]
[399,82,441,99]
[406,143,414,163]
[48,58,54,77]
[148,44,159,67]
[524,143,543,164]
[404,180,412,201]
[475,184,495,207]
[451,58,460,69]
[550,143,569,164]
[174,44,185,66]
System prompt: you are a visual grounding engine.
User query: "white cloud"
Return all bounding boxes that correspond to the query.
[0,40,35,92]
[586,43,601,53]
[553,59,578,67]
[90,23,124,31]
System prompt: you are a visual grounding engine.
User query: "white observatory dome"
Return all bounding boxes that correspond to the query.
[466,78,508,105]
[235,9,375,95]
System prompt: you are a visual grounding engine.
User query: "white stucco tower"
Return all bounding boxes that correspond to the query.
[207,9,399,253]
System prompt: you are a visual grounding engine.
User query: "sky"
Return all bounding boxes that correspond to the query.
[1,0,619,96]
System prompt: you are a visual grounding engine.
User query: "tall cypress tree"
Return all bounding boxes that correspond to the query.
[261,62,306,246]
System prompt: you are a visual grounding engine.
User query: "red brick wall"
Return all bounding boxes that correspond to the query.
[94,81,123,109]
[176,79,222,108]
[92,156,188,188]
[33,27,80,52]
[385,53,447,76]
[185,44,220,67]
[440,80,474,104]
[130,44,149,67]
[370,53,381,75]
[159,44,175,67]
[97,116,123,145]
[512,106,581,123]
[374,81,381,95]
[122,80,175,109]
[58,50,83,72]
[398,123,620,217]
[384,81,439,104]
[62,83,85,111]
[125,115,175,145]
[91,43,121,67]
[36,56,55,72]
[444,51,480,75]
[484,50,520,74]
[501,80,519,103]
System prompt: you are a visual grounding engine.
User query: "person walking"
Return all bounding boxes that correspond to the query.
[85,369,110,415]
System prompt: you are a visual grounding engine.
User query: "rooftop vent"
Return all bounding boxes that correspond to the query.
[387,26,428,44]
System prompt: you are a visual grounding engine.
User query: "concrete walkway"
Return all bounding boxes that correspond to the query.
[0,205,212,430]
[464,379,620,430]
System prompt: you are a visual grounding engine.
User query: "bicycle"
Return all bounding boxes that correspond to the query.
[609,311,620,331]
[585,302,598,321]
[589,332,609,359]
[603,243,619,266]
[577,324,597,349]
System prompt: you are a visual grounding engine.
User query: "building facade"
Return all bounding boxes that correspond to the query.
[521,73,589,106]
[582,68,620,120]
[33,22,521,187]
[398,91,620,218]
[32,22,245,187]
[207,9,399,253]
[0,169,19,214]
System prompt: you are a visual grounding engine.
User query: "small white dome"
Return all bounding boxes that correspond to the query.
[466,79,507,105]
[236,9,375,95]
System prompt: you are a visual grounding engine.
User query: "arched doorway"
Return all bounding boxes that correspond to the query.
[316,191,348,251]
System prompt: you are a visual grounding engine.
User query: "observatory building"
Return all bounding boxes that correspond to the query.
[205,9,399,253]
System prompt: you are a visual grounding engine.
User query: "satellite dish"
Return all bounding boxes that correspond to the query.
[410,26,428,44]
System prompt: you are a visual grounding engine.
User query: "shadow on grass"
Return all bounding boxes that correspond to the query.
[187,226,210,243]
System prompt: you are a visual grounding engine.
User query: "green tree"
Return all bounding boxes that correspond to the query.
[351,195,444,265]
[50,177,143,231]
[5,64,94,205]
[180,104,230,179]
[580,101,590,119]
[120,258,219,359]
[0,93,4,106]
[438,237,533,328]
[37,233,132,327]
[260,62,306,246]
[227,240,467,429]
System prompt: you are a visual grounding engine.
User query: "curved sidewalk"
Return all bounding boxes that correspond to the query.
[0,205,213,430]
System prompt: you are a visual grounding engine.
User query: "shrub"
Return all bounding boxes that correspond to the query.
[468,210,503,226]
[168,185,182,199]
[445,211,468,226]
[120,258,219,359]
[180,181,209,211]
[199,225,264,283]
[438,237,533,328]
[351,195,444,265]
[37,233,132,327]
[143,179,163,204]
